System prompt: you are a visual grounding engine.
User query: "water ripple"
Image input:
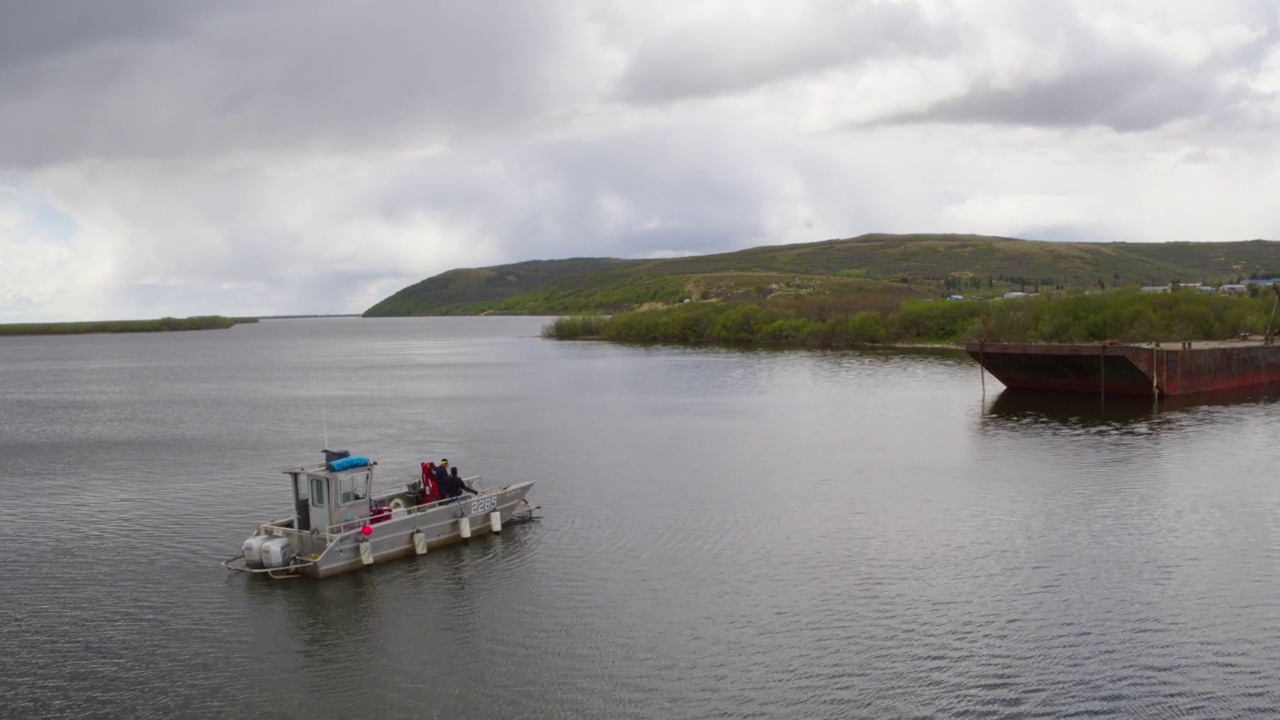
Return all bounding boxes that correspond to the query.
[5,322,1280,718]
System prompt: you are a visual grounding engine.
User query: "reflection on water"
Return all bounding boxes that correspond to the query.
[7,321,1280,718]
[984,387,1280,428]
[985,390,1159,427]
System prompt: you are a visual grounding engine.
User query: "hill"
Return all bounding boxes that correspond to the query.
[364,257,644,316]
[363,234,1280,316]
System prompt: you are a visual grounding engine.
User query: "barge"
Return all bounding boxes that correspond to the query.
[966,337,1280,397]
[224,453,536,579]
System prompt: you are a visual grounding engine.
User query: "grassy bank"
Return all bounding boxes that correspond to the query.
[544,290,1279,348]
[0,316,259,336]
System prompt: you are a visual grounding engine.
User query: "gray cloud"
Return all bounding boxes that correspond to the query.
[887,61,1221,132]
[2,1,1280,321]
[0,0,595,167]
[349,125,793,263]
[870,2,1280,132]
[0,1,226,73]
[611,1,955,104]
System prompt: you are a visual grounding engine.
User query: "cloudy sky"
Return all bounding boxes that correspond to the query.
[2,1,1279,321]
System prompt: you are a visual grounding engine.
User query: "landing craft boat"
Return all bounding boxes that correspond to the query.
[224,452,537,579]
[966,337,1280,398]
[968,283,1280,398]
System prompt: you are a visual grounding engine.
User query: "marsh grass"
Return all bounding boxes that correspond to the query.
[542,315,610,339]
[0,316,257,336]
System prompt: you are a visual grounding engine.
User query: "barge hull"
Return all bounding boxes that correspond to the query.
[966,341,1280,397]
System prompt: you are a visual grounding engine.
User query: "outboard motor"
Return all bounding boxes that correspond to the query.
[261,537,294,569]
[242,535,270,568]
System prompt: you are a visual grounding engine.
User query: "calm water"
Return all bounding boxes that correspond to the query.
[4,317,1280,719]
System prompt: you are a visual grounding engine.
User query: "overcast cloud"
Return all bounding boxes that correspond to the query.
[2,0,1279,321]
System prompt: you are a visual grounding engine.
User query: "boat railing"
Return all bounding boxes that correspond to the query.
[254,519,332,544]
[243,479,525,554]
[321,477,492,537]
[369,475,488,505]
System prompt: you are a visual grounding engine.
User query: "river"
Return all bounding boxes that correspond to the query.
[2,317,1279,718]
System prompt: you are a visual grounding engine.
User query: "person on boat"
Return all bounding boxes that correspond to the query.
[439,466,479,499]
[433,458,451,486]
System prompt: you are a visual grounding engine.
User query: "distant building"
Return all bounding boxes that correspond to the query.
[1140,285,1170,293]
[1002,291,1029,299]
[1220,284,1247,295]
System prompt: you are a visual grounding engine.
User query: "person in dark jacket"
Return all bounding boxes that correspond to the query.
[438,465,479,499]
[433,459,451,486]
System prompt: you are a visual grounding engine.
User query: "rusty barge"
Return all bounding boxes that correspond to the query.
[966,338,1280,397]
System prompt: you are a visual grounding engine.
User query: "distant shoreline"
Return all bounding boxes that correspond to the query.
[258,314,362,320]
[0,316,258,336]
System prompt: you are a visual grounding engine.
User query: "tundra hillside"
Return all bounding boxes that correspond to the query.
[364,234,1280,318]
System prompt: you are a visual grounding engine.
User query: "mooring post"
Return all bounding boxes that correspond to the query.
[978,341,986,396]
[977,321,989,399]
[1099,345,1106,401]
[1152,345,1158,396]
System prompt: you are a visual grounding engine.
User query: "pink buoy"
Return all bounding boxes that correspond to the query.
[360,525,372,536]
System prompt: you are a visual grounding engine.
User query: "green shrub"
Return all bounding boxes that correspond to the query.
[708,304,772,344]
[549,288,1280,349]
[542,315,609,339]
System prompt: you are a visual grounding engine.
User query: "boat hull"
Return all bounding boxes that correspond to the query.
[308,482,534,578]
[235,482,536,579]
[966,340,1280,397]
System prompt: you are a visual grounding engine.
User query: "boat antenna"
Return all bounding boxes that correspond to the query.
[323,404,329,449]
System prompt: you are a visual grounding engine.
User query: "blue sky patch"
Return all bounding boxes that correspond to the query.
[0,178,80,243]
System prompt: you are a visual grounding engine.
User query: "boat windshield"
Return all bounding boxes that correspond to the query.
[340,471,370,504]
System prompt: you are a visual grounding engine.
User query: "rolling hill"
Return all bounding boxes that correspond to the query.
[363,234,1280,316]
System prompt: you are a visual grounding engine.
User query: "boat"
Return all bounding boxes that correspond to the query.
[224,452,537,579]
[966,336,1280,397]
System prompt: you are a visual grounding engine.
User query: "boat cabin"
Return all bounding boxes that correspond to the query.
[285,460,374,534]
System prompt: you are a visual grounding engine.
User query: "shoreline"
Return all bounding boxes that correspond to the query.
[0,316,258,337]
